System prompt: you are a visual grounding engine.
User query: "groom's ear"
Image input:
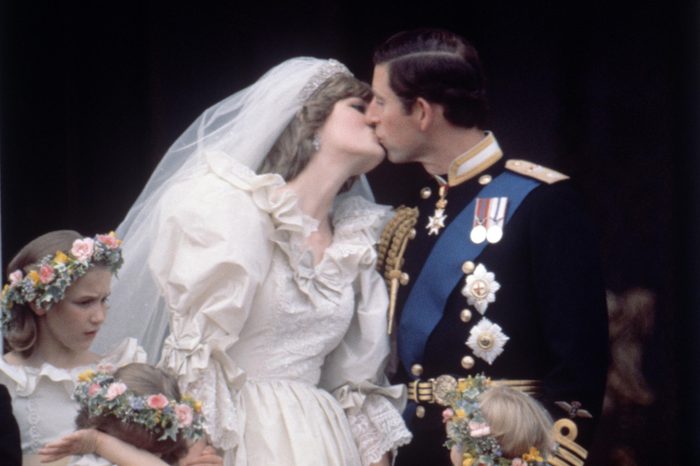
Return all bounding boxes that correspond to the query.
[414,97,435,132]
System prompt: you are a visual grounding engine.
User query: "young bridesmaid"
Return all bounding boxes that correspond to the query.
[39,362,222,466]
[0,230,144,466]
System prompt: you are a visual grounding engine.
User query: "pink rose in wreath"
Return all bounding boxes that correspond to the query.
[71,238,95,261]
[8,270,23,285]
[88,383,102,397]
[147,393,169,410]
[96,234,120,250]
[175,404,194,427]
[105,382,127,400]
[39,265,55,284]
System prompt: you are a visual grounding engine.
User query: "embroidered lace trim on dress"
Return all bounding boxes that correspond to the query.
[26,397,41,453]
[186,364,240,452]
[347,394,412,466]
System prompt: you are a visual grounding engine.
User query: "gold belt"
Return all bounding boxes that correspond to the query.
[407,375,542,406]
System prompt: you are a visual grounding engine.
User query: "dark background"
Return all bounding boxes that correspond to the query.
[1,1,697,464]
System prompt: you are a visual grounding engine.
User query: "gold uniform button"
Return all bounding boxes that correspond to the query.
[461,355,475,370]
[411,364,424,377]
[478,335,494,350]
[399,272,410,286]
[409,228,417,240]
[460,309,472,323]
[478,174,492,185]
[420,187,432,199]
[461,261,475,274]
[415,406,426,418]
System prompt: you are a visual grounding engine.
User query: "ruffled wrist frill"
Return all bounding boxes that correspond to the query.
[334,381,412,466]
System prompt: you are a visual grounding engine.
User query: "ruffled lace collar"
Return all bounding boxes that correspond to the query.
[0,337,145,397]
[205,150,391,296]
[206,150,317,235]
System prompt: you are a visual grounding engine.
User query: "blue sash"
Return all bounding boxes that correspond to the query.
[398,171,540,375]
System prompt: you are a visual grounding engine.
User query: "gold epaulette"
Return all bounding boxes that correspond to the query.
[505,159,569,184]
[376,206,419,334]
[548,418,588,466]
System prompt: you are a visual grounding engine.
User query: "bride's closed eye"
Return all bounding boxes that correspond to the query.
[349,99,367,114]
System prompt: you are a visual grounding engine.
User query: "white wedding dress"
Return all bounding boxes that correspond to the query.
[149,150,411,466]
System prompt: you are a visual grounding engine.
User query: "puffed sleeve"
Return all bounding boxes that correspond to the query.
[319,197,412,465]
[149,170,274,451]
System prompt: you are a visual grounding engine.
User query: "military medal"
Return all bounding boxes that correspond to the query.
[486,197,507,244]
[426,180,448,236]
[471,197,508,244]
[470,198,489,244]
[486,225,503,244]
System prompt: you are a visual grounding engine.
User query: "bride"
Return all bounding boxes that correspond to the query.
[93,57,411,465]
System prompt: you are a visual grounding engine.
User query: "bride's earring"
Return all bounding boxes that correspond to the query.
[312,133,321,152]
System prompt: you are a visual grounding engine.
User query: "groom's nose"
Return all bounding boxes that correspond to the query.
[365,99,379,126]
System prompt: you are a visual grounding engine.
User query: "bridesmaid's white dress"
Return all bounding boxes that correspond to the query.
[0,338,146,464]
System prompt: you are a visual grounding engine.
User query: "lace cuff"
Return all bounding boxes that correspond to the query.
[346,394,412,466]
[158,334,245,450]
[177,359,243,452]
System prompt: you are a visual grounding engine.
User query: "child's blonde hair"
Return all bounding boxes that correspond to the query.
[479,386,554,458]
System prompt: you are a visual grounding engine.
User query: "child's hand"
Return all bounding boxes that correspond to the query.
[179,443,223,466]
[450,445,462,466]
[39,429,99,462]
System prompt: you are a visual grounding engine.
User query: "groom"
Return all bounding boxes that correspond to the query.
[366,29,609,465]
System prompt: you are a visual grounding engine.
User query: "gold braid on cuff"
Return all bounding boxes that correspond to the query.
[407,375,542,406]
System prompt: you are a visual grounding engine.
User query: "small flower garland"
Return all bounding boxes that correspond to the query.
[75,369,205,442]
[1,232,124,328]
[442,374,548,466]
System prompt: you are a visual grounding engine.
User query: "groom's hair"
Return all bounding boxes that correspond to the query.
[260,73,371,186]
[75,363,189,464]
[373,28,488,129]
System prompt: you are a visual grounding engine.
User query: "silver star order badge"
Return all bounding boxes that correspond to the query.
[426,209,447,235]
[466,317,509,365]
[461,263,501,315]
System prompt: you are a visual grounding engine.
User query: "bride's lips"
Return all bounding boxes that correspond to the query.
[377,140,387,156]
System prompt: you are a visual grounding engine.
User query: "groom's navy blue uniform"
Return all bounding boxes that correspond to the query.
[389,149,609,466]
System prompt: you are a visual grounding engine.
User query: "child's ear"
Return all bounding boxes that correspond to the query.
[28,302,47,316]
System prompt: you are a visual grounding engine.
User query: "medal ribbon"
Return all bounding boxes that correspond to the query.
[473,198,488,229]
[398,171,540,377]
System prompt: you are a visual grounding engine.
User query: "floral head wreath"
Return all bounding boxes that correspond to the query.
[442,374,549,466]
[74,368,205,442]
[0,232,124,328]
